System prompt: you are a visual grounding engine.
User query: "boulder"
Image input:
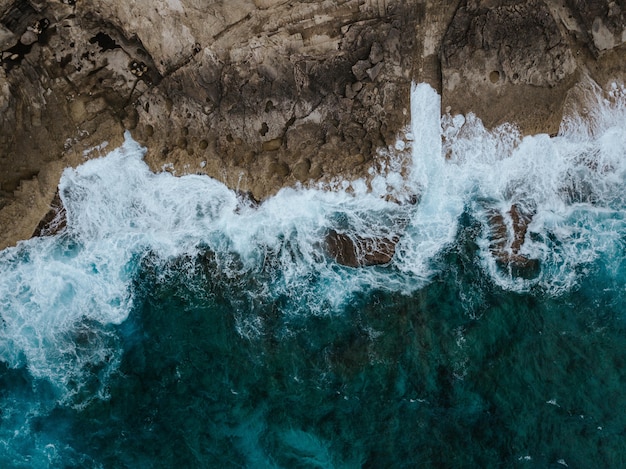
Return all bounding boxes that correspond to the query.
[32,190,66,238]
[487,203,540,278]
[326,229,399,267]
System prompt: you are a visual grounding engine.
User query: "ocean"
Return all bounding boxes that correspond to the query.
[0,82,625,467]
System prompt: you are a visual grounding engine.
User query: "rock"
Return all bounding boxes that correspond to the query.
[19,30,37,46]
[326,229,399,267]
[309,164,323,180]
[566,0,626,55]
[345,83,357,99]
[1,0,626,250]
[351,59,371,81]
[268,160,290,178]
[292,159,311,182]
[32,190,66,237]
[262,138,282,152]
[0,24,15,50]
[441,0,578,135]
[487,203,540,278]
[366,62,384,81]
[507,255,541,279]
[0,70,9,113]
[369,42,384,64]
[509,203,533,254]
[0,0,421,250]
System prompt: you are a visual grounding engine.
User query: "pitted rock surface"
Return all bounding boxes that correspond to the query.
[0,0,625,250]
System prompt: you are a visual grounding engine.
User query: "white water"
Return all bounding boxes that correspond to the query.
[0,81,625,408]
[388,82,624,294]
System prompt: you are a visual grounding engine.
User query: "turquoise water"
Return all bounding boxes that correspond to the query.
[1,83,626,467]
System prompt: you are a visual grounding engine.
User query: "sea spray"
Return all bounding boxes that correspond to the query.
[0,81,625,466]
[1,80,625,397]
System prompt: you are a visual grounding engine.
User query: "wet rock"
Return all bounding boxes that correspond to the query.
[326,229,399,267]
[235,190,259,212]
[509,203,533,254]
[0,0,420,230]
[441,0,577,134]
[1,0,625,251]
[487,203,540,278]
[32,190,66,237]
[351,59,371,81]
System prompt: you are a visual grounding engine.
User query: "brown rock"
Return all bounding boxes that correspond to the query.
[352,60,371,81]
[326,229,399,267]
[441,0,577,135]
[1,0,626,252]
[509,203,534,253]
[32,190,66,238]
[292,159,311,183]
[487,203,539,278]
[262,138,282,152]
[268,161,290,179]
[0,0,423,250]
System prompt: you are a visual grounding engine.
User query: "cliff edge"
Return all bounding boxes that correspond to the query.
[0,0,625,249]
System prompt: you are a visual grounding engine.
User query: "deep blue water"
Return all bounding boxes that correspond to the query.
[1,83,626,467]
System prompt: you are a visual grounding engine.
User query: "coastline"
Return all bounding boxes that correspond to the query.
[1,0,626,250]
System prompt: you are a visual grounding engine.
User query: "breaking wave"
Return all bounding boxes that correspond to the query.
[0,79,625,465]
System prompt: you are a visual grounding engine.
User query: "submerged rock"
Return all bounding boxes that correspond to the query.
[487,203,540,279]
[0,0,626,249]
[326,229,399,267]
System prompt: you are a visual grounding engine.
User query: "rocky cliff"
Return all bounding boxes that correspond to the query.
[0,0,625,249]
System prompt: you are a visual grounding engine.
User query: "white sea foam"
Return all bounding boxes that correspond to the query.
[1,80,625,400]
[395,80,626,293]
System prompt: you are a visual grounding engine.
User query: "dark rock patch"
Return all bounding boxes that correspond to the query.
[326,229,399,267]
[32,190,66,238]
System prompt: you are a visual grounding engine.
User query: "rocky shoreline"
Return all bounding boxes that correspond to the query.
[1,0,626,251]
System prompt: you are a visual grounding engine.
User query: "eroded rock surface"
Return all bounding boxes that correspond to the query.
[441,0,626,136]
[0,0,625,251]
[487,203,540,278]
[326,229,399,267]
[441,0,580,135]
[0,0,421,249]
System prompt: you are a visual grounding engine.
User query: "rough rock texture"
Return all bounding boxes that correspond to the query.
[326,229,399,267]
[0,0,626,251]
[441,0,578,135]
[441,0,626,135]
[0,0,421,249]
[487,203,540,279]
[566,0,626,53]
